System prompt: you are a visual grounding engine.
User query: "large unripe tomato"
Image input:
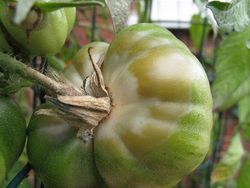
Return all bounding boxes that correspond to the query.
[27,104,106,188]
[27,23,212,188]
[94,23,213,187]
[0,1,76,56]
[0,97,26,185]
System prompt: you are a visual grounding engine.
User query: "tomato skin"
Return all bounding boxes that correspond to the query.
[64,8,76,35]
[94,23,213,187]
[0,1,76,56]
[0,97,26,185]
[74,42,109,78]
[27,104,106,188]
[63,42,109,88]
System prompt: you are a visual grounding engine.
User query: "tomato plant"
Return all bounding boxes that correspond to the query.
[0,0,76,56]
[1,0,250,187]
[0,97,26,186]
[27,23,212,188]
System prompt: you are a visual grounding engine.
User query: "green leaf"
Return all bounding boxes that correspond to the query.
[14,0,36,24]
[207,1,231,11]
[36,0,105,12]
[189,14,210,50]
[211,133,244,184]
[238,96,250,140]
[236,154,250,188]
[207,0,250,32]
[212,28,250,110]
[105,0,132,33]
[14,0,104,24]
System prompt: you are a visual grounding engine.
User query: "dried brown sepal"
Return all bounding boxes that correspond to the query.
[47,96,110,126]
[83,47,109,97]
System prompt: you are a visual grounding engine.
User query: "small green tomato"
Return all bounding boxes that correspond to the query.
[0,97,26,186]
[0,1,76,55]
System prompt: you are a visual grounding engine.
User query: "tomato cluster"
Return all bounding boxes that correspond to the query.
[28,24,212,188]
[0,2,212,187]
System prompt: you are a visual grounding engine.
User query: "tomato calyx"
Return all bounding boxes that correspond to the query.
[82,47,108,97]
[47,95,111,126]
[43,47,111,140]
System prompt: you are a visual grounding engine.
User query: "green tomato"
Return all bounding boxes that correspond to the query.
[0,1,76,56]
[0,97,26,185]
[27,104,106,188]
[27,23,212,188]
[95,23,213,187]
[64,8,76,35]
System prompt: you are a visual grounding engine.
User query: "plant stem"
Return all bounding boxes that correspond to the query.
[0,52,82,96]
[6,163,32,188]
[197,18,208,63]
[204,112,224,188]
[140,0,152,23]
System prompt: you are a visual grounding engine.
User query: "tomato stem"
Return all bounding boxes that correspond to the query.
[0,52,82,96]
[6,163,32,188]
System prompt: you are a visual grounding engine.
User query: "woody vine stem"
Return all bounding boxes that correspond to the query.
[0,52,82,96]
